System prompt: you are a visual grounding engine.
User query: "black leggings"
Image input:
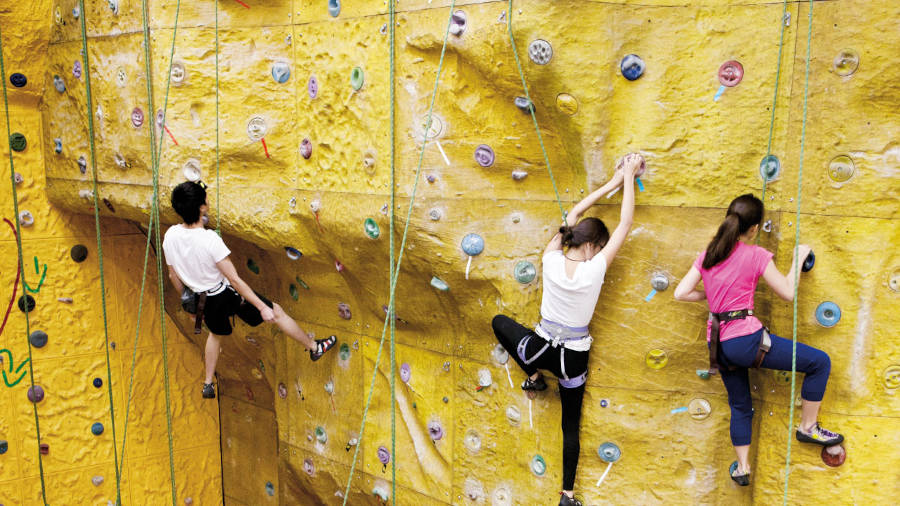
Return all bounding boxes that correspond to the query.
[491,315,589,491]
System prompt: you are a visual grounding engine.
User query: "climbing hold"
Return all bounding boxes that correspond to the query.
[427,420,444,441]
[54,5,62,24]
[428,208,442,221]
[802,251,816,272]
[650,273,669,292]
[251,368,263,380]
[350,67,364,90]
[308,75,319,99]
[372,480,390,501]
[114,153,128,169]
[463,430,481,453]
[505,405,521,425]
[449,10,467,36]
[334,260,345,272]
[40,443,49,455]
[430,276,449,291]
[514,96,533,113]
[528,39,553,65]
[688,398,711,420]
[185,498,193,505]
[620,54,645,81]
[9,133,26,152]
[363,150,377,174]
[71,244,89,262]
[92,476,104,486]
[73,60,82,79]
[556,93,578,115]
[53,75,66,93]
[474,144,495,167]
[271,62,291,84]
[180,158,201,182]
[315,426,327,444]
[78,155,88,174]
[377,446,391,465]
[300,138,313,159]
[598,442,621,463]
[600,399,609,408]
[491,344,509,364]
[91,423,104,436]
[442,361,451,372]
[27,330,48,349]
[514,261,536,284]
[278,383,287,399]
[72,5,80,18]
[27,385,44,403]
[399,363,411,383]
[477,368,492,388]
[18,294,35,313]
[247,258,260,274]
[492,485,512,506]
[442,396,449,403]
[822,444,846,467]
[0,440,7,454]
[108,0,119,15]
[246,116,267,142]
[328,0,341,17]
[461,233,484,256]
[324,378,335,394]
[531,455,547,476]
[717,60,744,87]
[265,481,275,497]
[170,62,186,85]
[883,365,900,390]
[339,343,351,361]
[832,49,859,77]
[10,72,26,87]
[827,155,855,183]
[303,457,315,476]
[463,478,485,501]
[645,349,668,369]
[815,301,841,328]
[762,220,773,233]
[364,218,380,239]
[54,138,63,153]
[115,67,127,87]
[511,169,528,181]
[284,247,302,261]
[129,107,144,128]
[759,154,781,181]
[696,369,711,380]
[93,378,103,388]
[337,302,351,320]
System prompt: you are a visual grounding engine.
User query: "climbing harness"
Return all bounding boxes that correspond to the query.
[517,319,590,389]
[707,309,772,372]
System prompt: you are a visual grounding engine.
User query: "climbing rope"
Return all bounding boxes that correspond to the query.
[214,0,221,235]
[75,2,124,503]
[0,23,50,506]
[342,1,457,503]
[783,1,814,503]
[506,0,566,222]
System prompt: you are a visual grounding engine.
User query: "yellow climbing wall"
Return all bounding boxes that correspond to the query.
[0,1,222,504]
[18,0,900,504]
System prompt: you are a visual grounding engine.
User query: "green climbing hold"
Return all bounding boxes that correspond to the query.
[364,218,379,239]
[514,261,536,284]
[430,276,449,291]
[295,276,309,290]
[339,343,351,360]
[289,284,299,301]
[9,133,26,152]
[351,66,364,90]
[247,258,260,274]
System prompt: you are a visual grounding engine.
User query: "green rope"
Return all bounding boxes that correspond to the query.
[214,0,221,235]
[75,3,124,503]
[342,1,457,502]
[0,23,49,506]
[783,1,814,503]
[388,0,398,502]
[506,0,565,221]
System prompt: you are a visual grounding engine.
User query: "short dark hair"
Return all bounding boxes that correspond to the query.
[559,217,610,249]
[171,181,207,224]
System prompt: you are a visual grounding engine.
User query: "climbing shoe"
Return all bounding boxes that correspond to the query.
[202,383,216,399]
[729,461,750,486]
[521,374,547,392]
[795,422,844,447]
[310,335,337,362]
[558,493,582,506]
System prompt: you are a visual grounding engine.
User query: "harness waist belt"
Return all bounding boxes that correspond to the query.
[708,309,754,373]
[537,318,590,346]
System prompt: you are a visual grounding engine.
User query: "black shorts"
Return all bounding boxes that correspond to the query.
[203,286,273,336]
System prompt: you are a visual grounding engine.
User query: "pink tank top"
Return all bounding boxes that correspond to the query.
[693,241,774,342]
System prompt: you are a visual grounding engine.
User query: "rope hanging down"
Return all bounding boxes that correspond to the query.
[342,1,457,503]
[0,23,50,506]
[759,0,791,224]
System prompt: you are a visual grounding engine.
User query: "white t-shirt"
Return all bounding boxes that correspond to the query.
[536,250,607,351]
[162,224,231,293]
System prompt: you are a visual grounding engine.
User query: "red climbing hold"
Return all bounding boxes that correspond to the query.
[821,444,846,467]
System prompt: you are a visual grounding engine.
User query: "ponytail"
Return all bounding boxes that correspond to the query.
[559,218,609,249]
[559,225,575,246]
[702,194,764,269]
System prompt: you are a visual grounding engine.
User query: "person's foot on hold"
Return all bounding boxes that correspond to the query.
[521,373,547,392]
[795,422,843,446]
[729,461,750,486]
[310,335,337,362]
[558,492,582,506]
[202,382,216,399]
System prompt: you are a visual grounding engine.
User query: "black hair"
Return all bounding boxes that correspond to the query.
[702,193,764,269]
[559,217,610,249]
[171,181,207,224]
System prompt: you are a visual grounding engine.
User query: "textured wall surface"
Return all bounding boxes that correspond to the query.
[1,1,222,504]
[21,0,900,504]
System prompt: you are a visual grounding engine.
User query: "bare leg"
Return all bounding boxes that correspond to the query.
[733,445,751,475]
[272,303,315,350]
[205,333,221,384]
[799,399,821,432]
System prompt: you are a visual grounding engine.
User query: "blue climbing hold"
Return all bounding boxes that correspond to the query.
[265,481,275,496]
[29,330,48,348]
[759,154,781,181]
[620,54,645,81]
[815,301,841,328]
[0,440,7,454]
[54,138,63,154]
[271,62,291,84]
[802,251,815,272]
[91,423,104,436]
[328,0,340,17]
[10,73,26,87]
[461,233,484,256]
[93,378,103,388]
[53,75,66,93]
[597,442,621,463]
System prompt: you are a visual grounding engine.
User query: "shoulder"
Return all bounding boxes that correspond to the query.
[746,243,774,259]
[542,250,563,262]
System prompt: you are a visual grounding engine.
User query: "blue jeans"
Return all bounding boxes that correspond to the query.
[717,328,831,446]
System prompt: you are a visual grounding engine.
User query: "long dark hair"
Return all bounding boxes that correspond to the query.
[702,194,764,269]
[559,217,609,249]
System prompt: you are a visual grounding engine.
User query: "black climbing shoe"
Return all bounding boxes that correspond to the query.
[558,493,582,506]
[202,383,216,399]
[310,335,337,362]
[796,422,844,447]
[521,374,547,391]
[729,461,750,486]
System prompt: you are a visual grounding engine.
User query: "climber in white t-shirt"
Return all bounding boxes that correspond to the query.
[163,181,335,399]
[491,154,641,506]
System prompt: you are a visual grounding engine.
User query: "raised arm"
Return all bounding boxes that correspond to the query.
[598,154,640,265]
[216,256,275,321]
[543,164,625,255]
[673,265,706,302]
[761,244,810,301]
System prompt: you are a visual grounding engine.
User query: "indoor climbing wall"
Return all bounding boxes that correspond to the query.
[31,0,900,505]
[1,1,222,504]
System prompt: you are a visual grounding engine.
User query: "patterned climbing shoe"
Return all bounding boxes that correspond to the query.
[558,493,582,506]
[310,335,337,362]
[202,383,216,399]
[796,422,844,447]
[521,374,547,392]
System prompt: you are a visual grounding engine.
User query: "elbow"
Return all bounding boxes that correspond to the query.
[780,292,794,302]
[673,290,687,302]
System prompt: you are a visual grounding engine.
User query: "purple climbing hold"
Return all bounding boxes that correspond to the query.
[300,138,312,159]
[131,107,144,128]
[308,75,319,99]
[427,421,444,441]
[474,144,495,167]
[337,302,351,320]
[73,60,82,79]
[27,385,45,403]
[399,363,411,383]
[377,446,391,465]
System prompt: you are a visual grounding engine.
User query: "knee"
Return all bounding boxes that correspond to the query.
[491,314,507,333]
[810,349,831,376]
